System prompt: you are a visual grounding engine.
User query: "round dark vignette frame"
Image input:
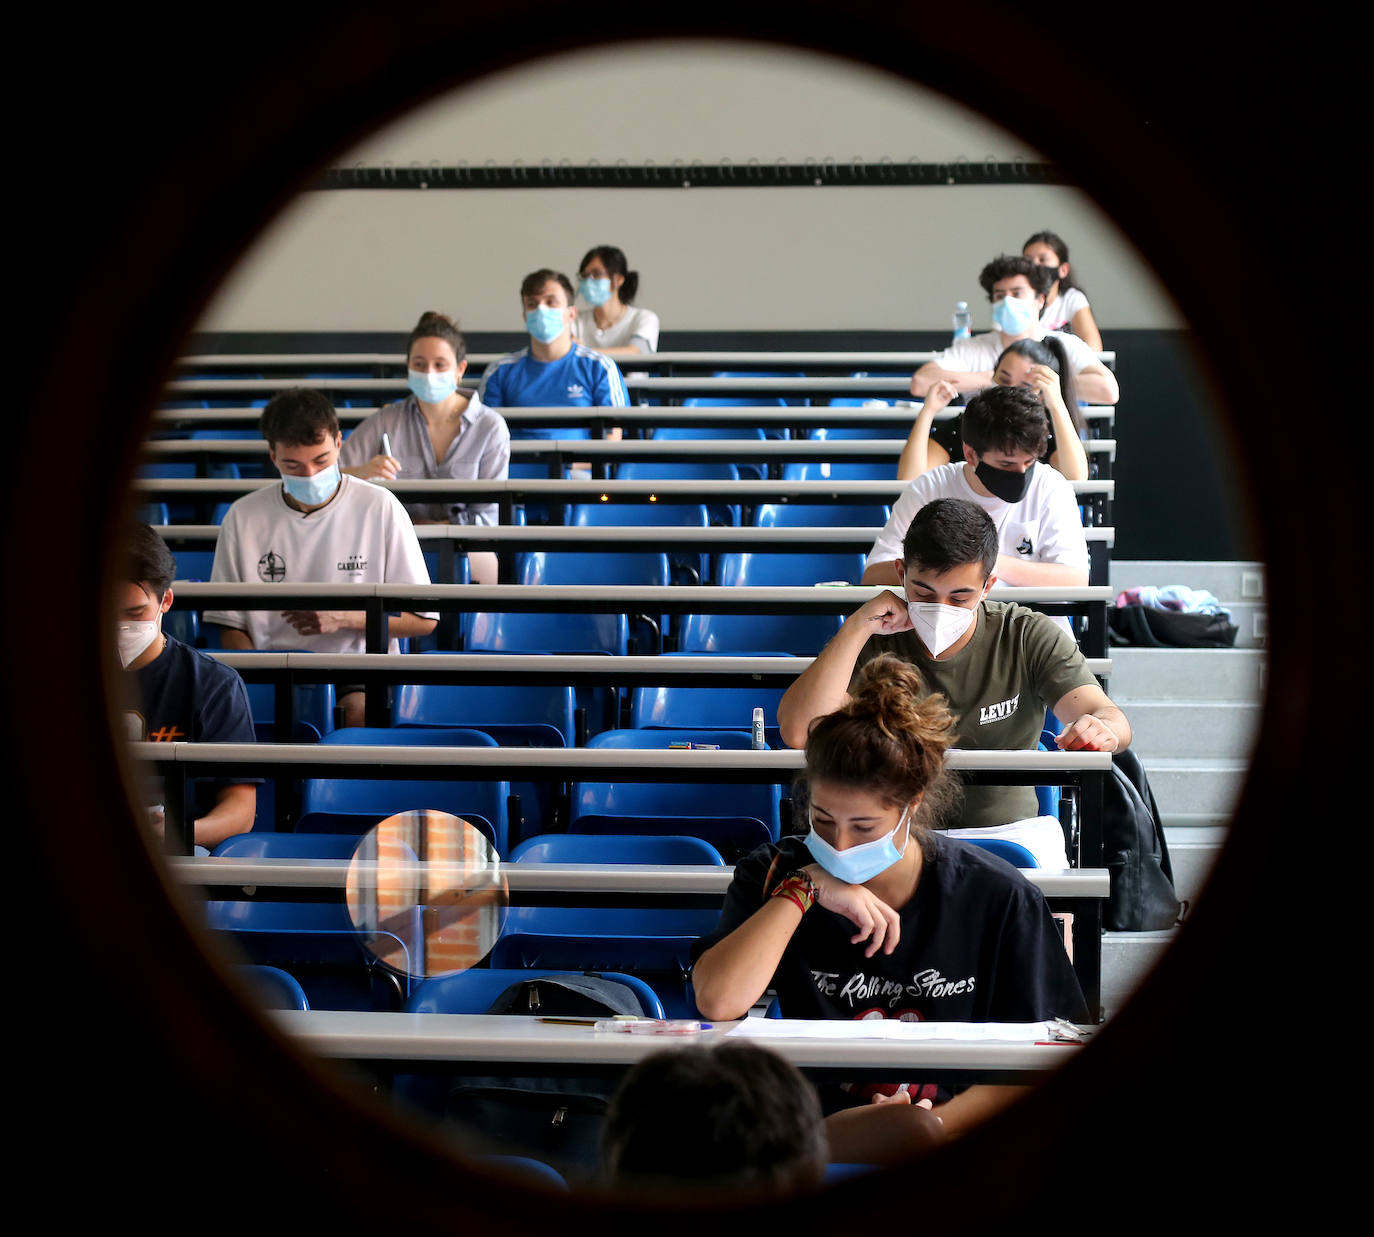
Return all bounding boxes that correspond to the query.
[7,3,1348,1227]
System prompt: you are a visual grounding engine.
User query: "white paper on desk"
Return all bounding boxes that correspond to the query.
[727,1019,1051,1043]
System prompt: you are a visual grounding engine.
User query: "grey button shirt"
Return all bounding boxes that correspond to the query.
[339,391,511,524]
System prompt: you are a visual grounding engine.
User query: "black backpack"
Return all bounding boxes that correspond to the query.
[1109,602,1238,648]
[1102,750,1183,931]
[440,973,649,1178]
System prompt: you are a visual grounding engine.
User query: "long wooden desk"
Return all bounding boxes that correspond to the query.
[267,1010,1085,1084]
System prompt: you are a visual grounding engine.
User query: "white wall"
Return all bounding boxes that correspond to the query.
[198,40,1183,335]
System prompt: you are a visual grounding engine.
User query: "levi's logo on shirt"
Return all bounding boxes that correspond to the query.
[978,692,1020,725]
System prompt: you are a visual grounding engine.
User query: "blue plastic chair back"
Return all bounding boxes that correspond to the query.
[677,611,843,656]
[716,551,866,587]
[630,659,788,749]
[236,964,310,1010]
[300,727,510,853]
[572,730,780,855]
[964,837,1040,868]
[782,460,895,481]
[571,501,710,528]
[616,461,741,526]
[172,549,217,582]
[517,550,670,587]
[570,814,772,863]
[489,907,716,1017]
[212,833,362,860]
[162,609,200,646]
[244,679,334,742]
[394,679,575,748]
[466,610,629,657]
[510,833,724,865]
[753,502,891,529]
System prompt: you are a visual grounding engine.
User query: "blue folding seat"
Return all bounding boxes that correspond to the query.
[653,420,770,478]
[298,726,511,854]
[570,500,711,586]
[716,550,866,587]
[394,676,579,841]
[244,679,335,742]
[405,967,664,1018]
[753,502,891,529]
[817,396,911,438]
[629,658,788,749]
[465,610,629,658]
[676,610,842,657]
[518,550,670,656]
[234,964,310,1011]
[135,502,170,526]
[782,460,895,481]
[964,838,1039,868]
[571,728,780,861]
[172,549,217,581]
[489,907,717,1018]
[510,833,724,865]
[711,369,809,413]
[616,461,742,527]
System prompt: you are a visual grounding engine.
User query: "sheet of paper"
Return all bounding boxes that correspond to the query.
[726,1018,1051,1043]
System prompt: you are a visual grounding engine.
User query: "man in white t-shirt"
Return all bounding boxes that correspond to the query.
[911,255,1119,405]
[205,387,438,728]
[863,385,1089,602]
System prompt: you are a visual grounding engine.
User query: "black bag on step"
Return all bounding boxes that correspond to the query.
[1103,749,1182,931]
[442,973,650,1176]
[1109,602,1238,648]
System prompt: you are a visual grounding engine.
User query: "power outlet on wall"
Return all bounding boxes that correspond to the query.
[1241,571,1264,599]
[1253,611,1267,642]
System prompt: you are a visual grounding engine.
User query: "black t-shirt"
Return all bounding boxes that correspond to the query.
[691,833,1086,1107]
[125,634,257,812]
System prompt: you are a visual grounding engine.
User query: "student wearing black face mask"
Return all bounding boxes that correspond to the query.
[862,385,1089,599]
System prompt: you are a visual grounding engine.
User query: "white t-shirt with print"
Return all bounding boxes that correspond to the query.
[572,305,661,353]
[204,474,436,654]
[1040,287,1091,334]
[866,461,1089,640]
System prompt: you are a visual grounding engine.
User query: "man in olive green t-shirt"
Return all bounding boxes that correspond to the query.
[779,498,1130,832]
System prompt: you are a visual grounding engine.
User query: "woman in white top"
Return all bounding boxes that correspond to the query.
[1023,231,1103,352]
[339,310,509,584]
[572,245,661,355]
[897,336,1089,482]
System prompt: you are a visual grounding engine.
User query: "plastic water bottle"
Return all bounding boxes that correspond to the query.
[952,300,971,341]
[752,708,765,749]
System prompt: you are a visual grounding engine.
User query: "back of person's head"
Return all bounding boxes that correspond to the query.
[977,253,1055,300]
[901,497,999,578]
[1023,229,1082,294]
[520,268,575,305]
[998,335,1081,415]
[962,383,1051,459]
[602,1042,826,1193]
[802,653,960,838]
[126,520,176,597]
[578,244,639,304]
[259,387,339,448]
[407,310,466,364]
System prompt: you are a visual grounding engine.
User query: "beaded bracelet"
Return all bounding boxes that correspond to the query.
[770,870,818,915]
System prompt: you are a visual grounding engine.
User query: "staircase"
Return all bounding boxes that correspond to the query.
[1097,560,1265,1019]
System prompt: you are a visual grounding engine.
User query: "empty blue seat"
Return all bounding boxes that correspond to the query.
[782,460,895,481]
[616,461,741,527]
[299,727,511,854]
[465,611,629,658]
[570,499,711,586]
[964,838,1039,868]
[517,550,669,655]
[490,907,717,1018]
[173,549,217,581]
[572,729,780,860]
[510,834,724,865]
[244,679,335,743]
[753,502,891,529]
[212,832,363,860]
[654,420,770,478]
[235,964,310,1010]
[629,662,787,749]
[716,550,866,587]
[395,679,576,748]
[676,611,842,656]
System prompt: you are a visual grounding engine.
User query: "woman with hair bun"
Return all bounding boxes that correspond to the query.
[691,653,1086,1160]
[340,311,509,583]
[898,335,1089,482]
[571,244,661,356]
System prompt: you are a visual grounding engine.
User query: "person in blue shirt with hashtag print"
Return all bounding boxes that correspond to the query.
[478,268,630,445]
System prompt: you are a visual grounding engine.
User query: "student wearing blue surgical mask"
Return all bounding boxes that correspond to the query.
[340,311,509,583]
[571,245,661,356]
[693,651,1086,1161]
[780,498,1128,857]
[206,387,437,727]
[478,268,629,444]
[910,254,1118,406]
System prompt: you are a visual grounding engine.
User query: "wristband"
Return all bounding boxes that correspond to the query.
[771,870,818,915]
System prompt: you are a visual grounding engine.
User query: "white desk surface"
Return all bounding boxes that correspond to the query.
[173,857,1109,899]
[270,1009,1083,1072]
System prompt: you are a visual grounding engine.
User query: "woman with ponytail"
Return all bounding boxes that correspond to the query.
[692,653,1087,1158]
[898,336,1088,482]
[340,311,509,583]
[571,244,661,356]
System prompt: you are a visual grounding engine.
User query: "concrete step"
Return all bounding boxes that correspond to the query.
[1141,757,1249,818]
[1161,824,1226,908]
[1101,930,1177,1022]
[1108,647,1266,703]
[1122,700,1260,759]
[1109,560,1266,603]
